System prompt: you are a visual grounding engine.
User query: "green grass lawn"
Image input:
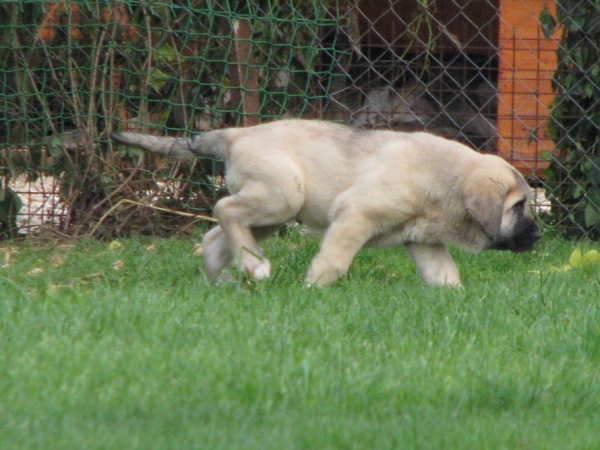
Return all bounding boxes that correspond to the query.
[1,229,599,449]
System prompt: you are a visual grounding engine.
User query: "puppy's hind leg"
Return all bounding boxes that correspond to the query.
[202,225,282,282]
[213,186,300,281]
[405,243,461,286]
[202,226,233,281]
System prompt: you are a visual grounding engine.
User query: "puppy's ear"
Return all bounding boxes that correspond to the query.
[463,176,506,239]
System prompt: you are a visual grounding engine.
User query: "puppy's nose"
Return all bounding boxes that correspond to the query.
[532,228,542,242]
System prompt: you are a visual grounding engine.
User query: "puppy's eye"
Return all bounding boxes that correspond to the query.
[513,199,526,211]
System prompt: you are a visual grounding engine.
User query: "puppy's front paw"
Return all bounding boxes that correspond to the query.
[305,266,341,287]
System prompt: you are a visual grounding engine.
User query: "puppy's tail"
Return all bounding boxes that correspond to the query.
[110,129,230,159]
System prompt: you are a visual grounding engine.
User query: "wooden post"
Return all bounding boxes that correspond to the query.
[229,19,260,127]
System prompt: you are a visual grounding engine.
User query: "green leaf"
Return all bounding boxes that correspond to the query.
[563,73,575,89]
[584,201,600,228]
[584,83,595,98]
[154,44,178,63]
[581,249,600,265]
[559,1,587,32]
[569,247,583,267]
[539,7,557,39]
[149,68,171,91]
[584,158,600,186]
[565,247,600,270]
[48,134,64,158]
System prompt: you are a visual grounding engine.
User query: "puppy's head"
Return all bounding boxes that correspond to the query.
[464,159,541,253]
[488,196,541,252]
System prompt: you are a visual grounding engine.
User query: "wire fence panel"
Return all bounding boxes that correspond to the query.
[0,0,598,238]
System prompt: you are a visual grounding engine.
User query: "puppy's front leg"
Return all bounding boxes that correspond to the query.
[306,215,375,287]
[405,243,461,286]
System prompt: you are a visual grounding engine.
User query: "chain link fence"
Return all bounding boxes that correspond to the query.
[0,0,597,238]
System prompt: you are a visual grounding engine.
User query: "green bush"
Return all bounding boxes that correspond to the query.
[0,1,332,236]
[541,0,600,238]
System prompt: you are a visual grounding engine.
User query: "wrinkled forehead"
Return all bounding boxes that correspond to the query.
[506,166,531,200]
[512,167,530,190]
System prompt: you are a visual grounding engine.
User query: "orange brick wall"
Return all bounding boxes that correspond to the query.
[497,0,560,177]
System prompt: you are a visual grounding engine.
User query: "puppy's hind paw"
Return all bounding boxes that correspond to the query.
[238,248,271,281]
[250,260,271,281]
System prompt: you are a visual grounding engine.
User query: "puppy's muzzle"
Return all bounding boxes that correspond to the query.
[489,217,542,253]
